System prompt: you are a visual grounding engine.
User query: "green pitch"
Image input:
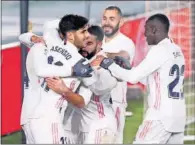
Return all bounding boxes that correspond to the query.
[1,99,195,144]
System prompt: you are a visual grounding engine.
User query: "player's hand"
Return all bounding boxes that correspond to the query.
[72,59,93,77]
[105,52,115,59]
[90,55,105,67]
[114,56,131,70]
[46,77,69,95]
[31,35,46,45]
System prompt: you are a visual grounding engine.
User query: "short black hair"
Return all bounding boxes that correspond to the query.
[147,13,170,33]
[88,25,104,41]
[59,14,88,36]
[105,6,122,16]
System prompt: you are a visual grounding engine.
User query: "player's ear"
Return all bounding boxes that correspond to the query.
[152,27,157,35]
[67,32,75,42]
[119,18,124,27]
[59,32,65,40]
[97,41,102,49]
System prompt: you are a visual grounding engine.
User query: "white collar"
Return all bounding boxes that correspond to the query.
[103,32,122,44]
[66,41,79,52]
[158,38,172,45]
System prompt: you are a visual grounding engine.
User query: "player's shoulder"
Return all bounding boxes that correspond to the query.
[31,43,47,53]
[118,33,134,43]
[117,33,135,47]
[148,44,167,58]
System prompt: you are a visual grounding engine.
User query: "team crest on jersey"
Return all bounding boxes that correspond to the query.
[98,128,116,143]
[70,80,76,91]
[50,46,72,60]
[173,52,181,58]
[44,49,48,55]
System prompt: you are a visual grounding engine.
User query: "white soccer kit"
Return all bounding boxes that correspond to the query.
[107,38,186,144]
[78,66,118,144]
[19,33,85,143]
[102,32,135,143]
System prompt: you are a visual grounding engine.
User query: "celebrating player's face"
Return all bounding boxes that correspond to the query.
[73,25,89,49]
[79,34,101,60]
[101,9,121,37]
[144,21,156,45]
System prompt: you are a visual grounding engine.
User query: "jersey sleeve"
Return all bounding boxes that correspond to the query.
[31,43,72,77]
[43,19,63,47]
[108,45,169,84]
[83,67,117,96]
[18,32,36,48]
[139,78,147,85]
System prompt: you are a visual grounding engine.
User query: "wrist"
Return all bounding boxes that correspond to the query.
[107,53,115,59]
[100,58,114,69]
[62,86,71,95]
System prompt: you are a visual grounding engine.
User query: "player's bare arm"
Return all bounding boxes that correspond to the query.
[46,77,85,108]
[106,50,130,60]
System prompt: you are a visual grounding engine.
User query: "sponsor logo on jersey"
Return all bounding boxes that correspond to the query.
[50,46,72,60]
[173,52,181,58]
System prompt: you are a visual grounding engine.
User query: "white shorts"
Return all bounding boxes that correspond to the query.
[133,120,184,144]
[112,101,126,144]
[79,116,117,144]
[22,116,71,144]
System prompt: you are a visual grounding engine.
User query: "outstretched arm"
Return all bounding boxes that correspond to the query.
[98,45,169,84]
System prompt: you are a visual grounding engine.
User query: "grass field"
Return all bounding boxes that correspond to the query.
[1,99,195,144]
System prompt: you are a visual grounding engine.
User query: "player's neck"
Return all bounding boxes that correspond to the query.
[67,40,79,50]
[69,40,79,49]
[104,31,120,43]
[156,34,169,45]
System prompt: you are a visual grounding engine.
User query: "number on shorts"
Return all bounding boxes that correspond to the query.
[60,137,71,144]
[168,64,184,99]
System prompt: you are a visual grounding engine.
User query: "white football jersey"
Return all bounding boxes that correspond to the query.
[19,31,83,123]
[19,32,74,124]
[73,51,117,132]
[33,42,83,119]
[20,43,82,123]
[102,32,135,104]
[108,38,186,132]
[79,67,117,132]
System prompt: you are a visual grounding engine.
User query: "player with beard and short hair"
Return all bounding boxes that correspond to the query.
[101,6,135,144]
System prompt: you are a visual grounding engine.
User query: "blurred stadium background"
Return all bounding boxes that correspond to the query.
[1,1,195,144]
